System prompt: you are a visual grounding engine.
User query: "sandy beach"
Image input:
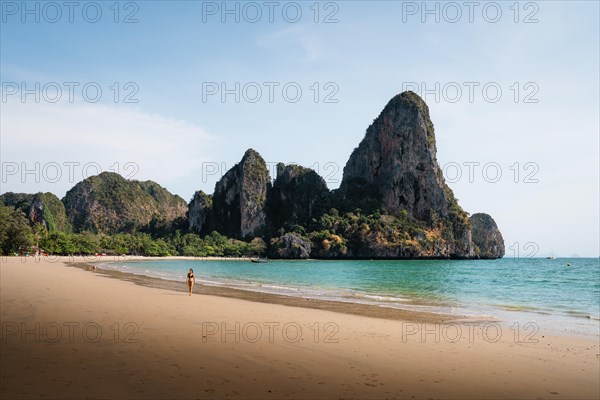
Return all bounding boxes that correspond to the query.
[1,256,598,400]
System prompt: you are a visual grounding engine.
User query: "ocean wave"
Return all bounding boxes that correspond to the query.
[93,262,181,282]
[260,284,301,292]
[350,293,410,303]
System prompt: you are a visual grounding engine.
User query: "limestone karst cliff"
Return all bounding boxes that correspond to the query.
[268,163,330,230]
[186,91,504,258]
[2,91,504,258]
[340,91,452,220]
[188,190,212,233]
[62,172,187,234]
[0,192,71,232]
[210,149,271,239]
[471,213,505,259]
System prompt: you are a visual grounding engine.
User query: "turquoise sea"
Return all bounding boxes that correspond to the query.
[95,258,600,336]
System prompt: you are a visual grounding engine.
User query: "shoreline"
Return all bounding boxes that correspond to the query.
[70,261,473,325]
[83,256,600,338]
[2,257,599,399]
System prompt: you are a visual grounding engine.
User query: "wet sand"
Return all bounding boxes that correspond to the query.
[73,260,467,324]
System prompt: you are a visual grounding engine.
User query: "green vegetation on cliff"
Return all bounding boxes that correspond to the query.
[62,172,187,234]
[0,192,71,232]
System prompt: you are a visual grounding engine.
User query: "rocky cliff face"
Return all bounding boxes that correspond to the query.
[339,91,453,220]
[188,190,213,233]
[211,149,270,238]
[471,213,505,258]
[0,192,71,232]
[268,163,330,229]
[338,91,476,257]
[138,180,189,226]
[62,172,187,234]
[3,90,505,259]
[183,92,503,259]
[269,233,312,259]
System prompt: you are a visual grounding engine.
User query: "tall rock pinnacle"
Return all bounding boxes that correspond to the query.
[340,91,455,221]
[211,149,271,238]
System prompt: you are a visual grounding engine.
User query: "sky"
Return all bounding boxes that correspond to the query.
[1,0,599,257]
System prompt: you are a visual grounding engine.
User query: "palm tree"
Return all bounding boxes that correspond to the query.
[33,222,47,248]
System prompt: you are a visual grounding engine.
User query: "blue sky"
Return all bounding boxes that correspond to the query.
[1,0,599,256]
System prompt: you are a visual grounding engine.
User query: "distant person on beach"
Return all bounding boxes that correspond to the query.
[186,269,196,296]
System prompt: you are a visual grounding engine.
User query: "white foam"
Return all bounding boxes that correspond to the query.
[357,294,411,302]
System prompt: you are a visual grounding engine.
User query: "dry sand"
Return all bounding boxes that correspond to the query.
[1,256,598,399]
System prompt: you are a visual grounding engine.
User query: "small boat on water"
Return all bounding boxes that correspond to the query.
[249,257,269,263]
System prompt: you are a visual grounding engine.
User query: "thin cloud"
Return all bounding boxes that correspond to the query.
[1,100,215,196]
[256,26,324,63]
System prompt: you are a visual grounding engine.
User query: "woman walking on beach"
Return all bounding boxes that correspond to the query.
[186,269,195,296]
